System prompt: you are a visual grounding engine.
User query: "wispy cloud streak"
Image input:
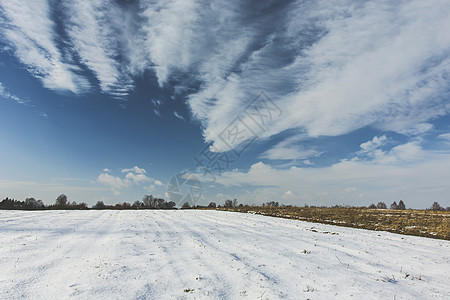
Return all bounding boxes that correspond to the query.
[61,0,142,97]
[0,0,89,93]
[1,0,449,137]
[0,82,26,104]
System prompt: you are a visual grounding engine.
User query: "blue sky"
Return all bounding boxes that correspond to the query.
[1,0,450,208]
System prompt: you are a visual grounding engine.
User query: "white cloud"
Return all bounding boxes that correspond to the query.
[438,133,450,141]
[0,0,89,93]
[139,0,248,87]
[173,111,185,121]
[359,135,388,153]
[140,0,197,85]
[61,0,139,97]
[124,172,151,184]
[1,0,449,137]
[152,99,161,107]
[209,141,450,208]
[95,165,164,198]
[184,0,450,150]
[0,82,26,105]
[261,147,320,161]
[97,166,152,194]
[398,123,434,136]
[359,141,425,165]
[96,173,130,195]
[121,166,146,174]
[261,135,321,160]
[0,0,146,97]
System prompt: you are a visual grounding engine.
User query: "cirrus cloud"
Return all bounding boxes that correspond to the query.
[1,0,449,148]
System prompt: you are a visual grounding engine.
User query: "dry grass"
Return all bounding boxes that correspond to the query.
[208,206,450,240]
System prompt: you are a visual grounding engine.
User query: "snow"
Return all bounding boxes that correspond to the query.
[0,210,448,299]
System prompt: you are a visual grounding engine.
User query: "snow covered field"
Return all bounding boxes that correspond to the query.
[0,210,448,299]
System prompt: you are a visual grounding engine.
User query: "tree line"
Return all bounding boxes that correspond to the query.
[0,194,176,210]
[1,195,448,211]
[208,199,450,211]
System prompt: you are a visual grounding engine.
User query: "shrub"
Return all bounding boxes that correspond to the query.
[431,202,444,211]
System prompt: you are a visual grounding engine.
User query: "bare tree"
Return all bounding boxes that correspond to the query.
[142,195,156,208]
[132,200,143,208]
[232,199,238,208]
[431,202,443,211]
[156,198,165,209]
[55,194,68,206]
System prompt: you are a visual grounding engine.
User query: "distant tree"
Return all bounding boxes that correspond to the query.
[390,201,399,210]
[232,199,238,208]
[447,207,450,212]
[24,197,39,208]
[122,202,131,209]
[368,203,376,209]
[181,202,191,209]
[55,194,68,206]
[156,198,165,209]
[143,195,156,208]
[224,199,233,208]
[430,201,443,211]
[164,201,176,209]
[398,200,406,210]
[78,202,88,209]
[93,200,105,209]
[208,202,216,208]
[132,200,143,208]
[264,201,279,208]
[0,198,16,209]
[377,202,387,209]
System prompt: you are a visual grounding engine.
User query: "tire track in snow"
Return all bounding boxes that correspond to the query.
[0,210,448,299]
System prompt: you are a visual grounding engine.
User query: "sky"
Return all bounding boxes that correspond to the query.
[0,0,449,209]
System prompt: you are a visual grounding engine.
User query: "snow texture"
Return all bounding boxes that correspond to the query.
[0,210,448,299]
